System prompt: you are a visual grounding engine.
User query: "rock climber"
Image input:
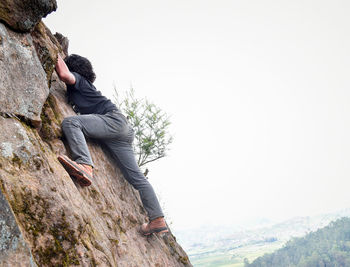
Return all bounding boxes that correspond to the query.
[55,54,168,236]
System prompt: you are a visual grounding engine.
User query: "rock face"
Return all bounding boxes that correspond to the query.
[0,23,49,123]
[0,188,36,267]
[0,2,191,267]
[0,0,57,32]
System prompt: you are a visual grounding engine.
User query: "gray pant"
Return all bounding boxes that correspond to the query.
[61,110,164,221]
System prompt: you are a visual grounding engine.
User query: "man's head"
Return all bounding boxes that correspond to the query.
[64,54,96,83]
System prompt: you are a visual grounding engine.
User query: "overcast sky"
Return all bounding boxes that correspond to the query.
[44,0,350,231]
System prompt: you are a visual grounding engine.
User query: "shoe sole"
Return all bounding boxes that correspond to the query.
[141,226,169,236]
[58,155,92,187]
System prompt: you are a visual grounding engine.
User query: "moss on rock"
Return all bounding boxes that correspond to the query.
[39,94,62,142]
[9,188,81,266]
[31,21,59,87]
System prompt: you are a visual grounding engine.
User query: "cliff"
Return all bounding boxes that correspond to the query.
[0,1,191,266]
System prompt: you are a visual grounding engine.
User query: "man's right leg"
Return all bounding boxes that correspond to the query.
[61,115,94,166]
[60,114,114,185]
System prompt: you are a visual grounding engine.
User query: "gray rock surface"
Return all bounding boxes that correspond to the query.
[0,187,36,267]
[0,22,49,123]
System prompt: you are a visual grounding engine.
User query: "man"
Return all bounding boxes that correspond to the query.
[55,54,168,235]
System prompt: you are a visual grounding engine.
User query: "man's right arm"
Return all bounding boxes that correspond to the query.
[55,54,76,85]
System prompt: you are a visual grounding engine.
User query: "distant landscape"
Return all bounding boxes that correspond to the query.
[247,217,350,266]
[174,209,350,267]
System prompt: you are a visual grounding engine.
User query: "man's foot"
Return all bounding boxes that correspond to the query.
[140,217,169,236]
[57,155,93,187]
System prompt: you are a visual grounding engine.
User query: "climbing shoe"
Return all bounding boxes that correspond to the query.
[57,155,93,187]
[140,217,169,236]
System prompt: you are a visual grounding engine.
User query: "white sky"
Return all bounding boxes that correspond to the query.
[44,0,350,231]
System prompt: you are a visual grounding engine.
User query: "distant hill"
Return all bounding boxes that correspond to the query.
[245,217,350,267]
[175,209,350,266]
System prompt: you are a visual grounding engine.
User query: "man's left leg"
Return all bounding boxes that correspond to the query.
[103,139,168,235]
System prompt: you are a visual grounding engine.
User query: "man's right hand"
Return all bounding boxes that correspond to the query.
[55,54,76,85]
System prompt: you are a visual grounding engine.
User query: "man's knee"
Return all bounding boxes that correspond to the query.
[61,116,81,131]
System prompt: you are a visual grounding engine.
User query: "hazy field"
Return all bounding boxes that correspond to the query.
[190,241,285,267]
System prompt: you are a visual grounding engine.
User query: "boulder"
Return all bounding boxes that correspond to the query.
[0,22,49,123]
[0,0,57,32]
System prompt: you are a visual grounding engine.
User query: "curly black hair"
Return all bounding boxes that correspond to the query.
[64,54,96,83]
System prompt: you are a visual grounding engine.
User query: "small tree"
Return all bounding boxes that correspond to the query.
[113,86,173,171]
